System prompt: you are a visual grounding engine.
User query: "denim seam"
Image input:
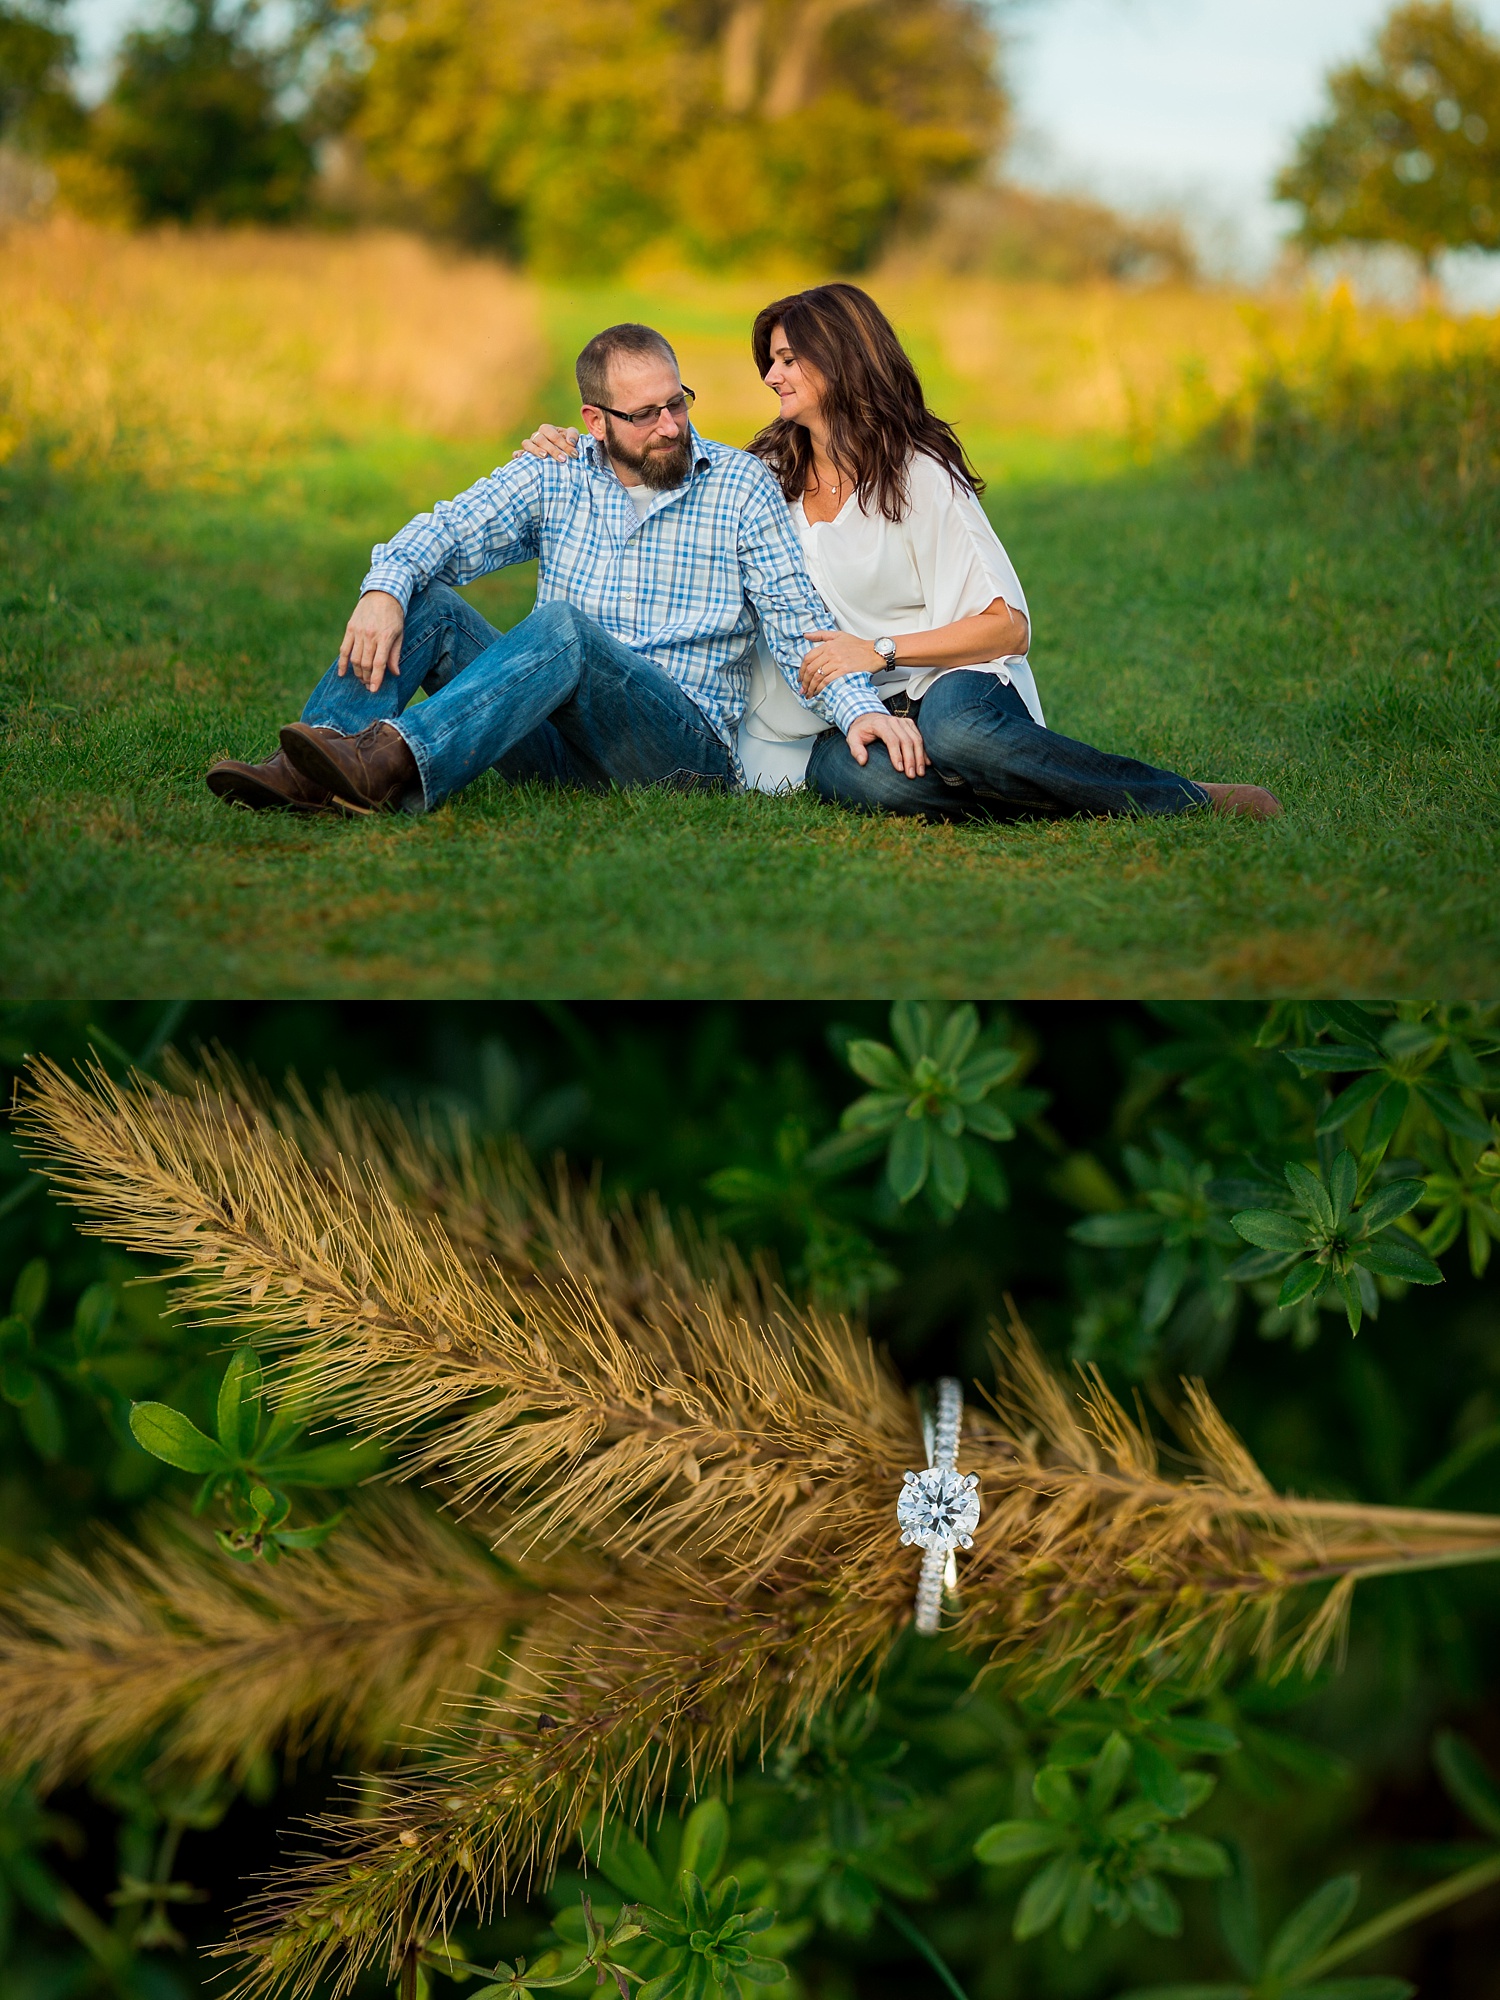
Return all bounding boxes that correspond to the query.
[387,716,433,812]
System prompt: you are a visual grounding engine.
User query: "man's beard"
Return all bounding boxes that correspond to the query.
[605,417,693,491]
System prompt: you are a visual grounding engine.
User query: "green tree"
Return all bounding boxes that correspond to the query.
[93,0,313,222]
[1276,0,1500,275]
[339,0,1003,270]
[0,0,83,153]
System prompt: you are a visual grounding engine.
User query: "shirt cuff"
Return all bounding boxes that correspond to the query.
[823,679,887,734]
[359,561,417,611]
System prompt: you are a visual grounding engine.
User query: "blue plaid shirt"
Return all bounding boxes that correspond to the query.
[361,428,885,763]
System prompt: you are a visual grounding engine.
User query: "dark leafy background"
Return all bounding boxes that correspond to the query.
[2,1001,1499,2000]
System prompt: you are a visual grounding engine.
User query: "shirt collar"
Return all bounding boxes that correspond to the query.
[579,426,713,486]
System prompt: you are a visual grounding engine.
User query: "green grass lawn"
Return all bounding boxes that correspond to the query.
[1,428,1496,997]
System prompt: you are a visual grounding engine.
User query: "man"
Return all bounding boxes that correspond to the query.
[205,323,924,816]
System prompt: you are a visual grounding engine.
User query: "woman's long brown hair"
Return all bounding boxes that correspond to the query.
[748,282,984,522]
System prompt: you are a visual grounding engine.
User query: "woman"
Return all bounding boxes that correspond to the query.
[518,284,1281,822]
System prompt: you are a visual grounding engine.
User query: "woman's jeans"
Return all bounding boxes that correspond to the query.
[301,584,733,812]
[806,670,1207,820]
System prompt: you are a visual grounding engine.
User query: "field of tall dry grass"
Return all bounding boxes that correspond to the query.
[0,217,1455,469]
[0,221,547,474]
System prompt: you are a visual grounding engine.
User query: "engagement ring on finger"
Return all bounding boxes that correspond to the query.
[897,1377,980,1634]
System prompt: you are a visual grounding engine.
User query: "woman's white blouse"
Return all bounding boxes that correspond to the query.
[736,450,1045,793]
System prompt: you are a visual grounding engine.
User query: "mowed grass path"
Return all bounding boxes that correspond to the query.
[1,432,1496,996]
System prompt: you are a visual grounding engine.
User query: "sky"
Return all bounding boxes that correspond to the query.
[1003,0,1500,277]
[67,0,1500,287]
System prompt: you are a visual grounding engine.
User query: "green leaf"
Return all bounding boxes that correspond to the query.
[19,1376,64,1461]
[216,1349,263,1459]
[1278,1259,1329,1309]
[130,1402,232,1474]
[1059,1859,1097,1951]
[1434,1731,1500,1839]
[1333,1268,1363,1336]
[1216,1841,1261,1980]
[2,1358,37,1404]
[1128,1874,1183,1937]
[1070,1212,1166,1248]
[933,1003,980,1072]
[1132,1737,1187,1816]
[1142,1244,1192,1333]
[1363,1079,1410,1162]
[272,1512,345,1550]
[1145,1834,1231,1880]
[679,1799,730,1888]
[963,1134,1009,1209]
[595,1825,668,1907]
[837,1091,908,1135]
[637,1971,690,2000]
[846,1040,910,1093]
[1033,1764,1080,1821]
[1357,1238,1443,1285]
[1419,1084,1492,1146]
[889,1002,931,1068]
[1232,1210,1310,1252]
[1226,1247,1300,1282]
[962,1096,1015,1142]
[1327,1151,1358,1225]
[266,1440,385,1486]
[1264,1874,1360,1978]
[954,1047,1021,1095]
[974,1819,1069,1867]
[1284,1162,1335,1230]
[1154,1719,1240,1756]
[886,1116,931,1204]
[71,1282,115,1353]
[1355,1181,1426,1234]
[1315,1071,1388,1136]
[736,1955,788,1986]
[1087,1732,1134,1813]
[1013,1851,1082,1939]
[1280,1048,1385,1073]
[929,1129,969,1213]
[10,1258,48,1327]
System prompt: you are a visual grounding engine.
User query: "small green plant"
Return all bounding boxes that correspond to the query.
[1121,1730,1500,1999]
[815,1002,1038,1220]
[974,1731,1230,1951]
[1280,1007,1496,1159]
[423,1801,789,1998]
[1229,1150,1441,1334]
[128,1348,381,1560]
[1067,1133,1244,1347]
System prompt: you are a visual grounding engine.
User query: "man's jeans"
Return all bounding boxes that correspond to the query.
[301,584,733,811]
[806,669,1207,820]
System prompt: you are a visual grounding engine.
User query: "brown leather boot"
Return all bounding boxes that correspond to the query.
[279,720,420,812]
[1196,782,1283,821]
[206,732,370,815]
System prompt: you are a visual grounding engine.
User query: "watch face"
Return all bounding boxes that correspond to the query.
[897,1467,980,1549]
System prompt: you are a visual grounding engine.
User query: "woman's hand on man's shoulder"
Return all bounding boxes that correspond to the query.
[513,424,581,462]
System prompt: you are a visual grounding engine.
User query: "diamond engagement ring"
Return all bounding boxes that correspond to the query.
[897,1376,980,1634]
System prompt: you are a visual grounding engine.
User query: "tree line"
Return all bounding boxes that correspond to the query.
[1,0,1498,275]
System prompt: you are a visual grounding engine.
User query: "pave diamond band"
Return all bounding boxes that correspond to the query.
[897,1377,980,1634]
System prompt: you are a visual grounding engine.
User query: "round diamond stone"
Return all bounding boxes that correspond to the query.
[896,1466,980,1550]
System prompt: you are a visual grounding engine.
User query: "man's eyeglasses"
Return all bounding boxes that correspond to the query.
[593,388,696,429]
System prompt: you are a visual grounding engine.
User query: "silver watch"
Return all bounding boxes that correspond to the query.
[873,636,898,668]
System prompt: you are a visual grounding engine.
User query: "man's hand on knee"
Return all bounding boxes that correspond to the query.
[338,590,406,693]
[846,712,928,778]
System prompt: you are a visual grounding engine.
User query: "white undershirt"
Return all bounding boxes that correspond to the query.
[736,452,1045,794]
[624,482,655,519]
